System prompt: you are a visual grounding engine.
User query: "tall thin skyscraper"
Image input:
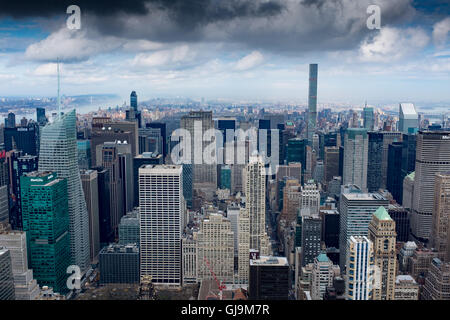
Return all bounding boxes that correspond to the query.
[80,170,100,262]
[139,165,184,285]
[38,110,91,272]
[363,106,374,131]
[431,173,450,261]
[343,128,368,191]
[244,156,269,255]
[412,131,450,241]
[307,64,318,145]
[346,236,374,300]
[368,207,397,300]
[180,111,217,198]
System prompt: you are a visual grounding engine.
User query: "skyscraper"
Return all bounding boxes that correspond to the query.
[244,156,269,255]
[431,173,450,261]
[38,110,91,272]
[368,207,397,300]
[398,103,418,134]
[346,236,374,300]
[20,171,71,294]
[139,165,183,285]
[180,111,217,197]
[339,185,388,269]
[249,256,289,300]
[0,231,40,300]
[80,170,100,262]
[363,106,374,131]
[411,131,450,241]
[196,213,234,284]
[386,142,404,203]
[311,253,334,300]
[307,63,318,145]
[0,247,15,300]
[36,107,47,126]
[343,128,368,191]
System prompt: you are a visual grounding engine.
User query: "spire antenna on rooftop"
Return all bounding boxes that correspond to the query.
[57,57,61,115]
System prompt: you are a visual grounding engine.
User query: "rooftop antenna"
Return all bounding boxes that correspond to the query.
[57,58,61,115]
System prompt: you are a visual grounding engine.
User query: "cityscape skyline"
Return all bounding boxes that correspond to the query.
[1,0,450,305]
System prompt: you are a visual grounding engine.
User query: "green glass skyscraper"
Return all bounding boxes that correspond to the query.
[21,171,70,294]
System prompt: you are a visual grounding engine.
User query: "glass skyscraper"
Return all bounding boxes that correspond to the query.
[20,171,71,294]
[38,109,91,273]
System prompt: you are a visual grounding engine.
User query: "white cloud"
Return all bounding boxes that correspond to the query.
[25,28,122,62]
[432,17,450,48]
[234,51,264,71]
[359,27,429,62]
[130,45,195,68]
[32,63,58,76]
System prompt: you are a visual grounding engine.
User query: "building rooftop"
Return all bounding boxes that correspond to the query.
[395,275,416,284]
[250,256,288,267]
[373,206,392,221]
[316,253,330,263]
[399,103,418,118]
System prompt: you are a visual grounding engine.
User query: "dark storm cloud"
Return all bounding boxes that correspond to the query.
[0,0,284,23]
[9,0,420,61]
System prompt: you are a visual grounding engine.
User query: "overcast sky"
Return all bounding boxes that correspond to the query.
[0,0,449,106]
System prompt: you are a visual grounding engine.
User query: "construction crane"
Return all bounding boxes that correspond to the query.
[203,257,226,300]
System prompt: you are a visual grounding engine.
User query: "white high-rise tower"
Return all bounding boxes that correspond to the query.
[139,165,184,286]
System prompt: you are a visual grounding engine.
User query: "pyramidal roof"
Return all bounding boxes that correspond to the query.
[373,206,392,221]
[316,253,330,263]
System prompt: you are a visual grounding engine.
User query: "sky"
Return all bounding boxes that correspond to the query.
[0,0,449,106]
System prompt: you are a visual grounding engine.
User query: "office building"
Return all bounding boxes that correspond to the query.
[5,112,15,128]
[139,165,183,285]
[99,243,139,284]
[431,173,450,261]
[146,122,168,158]
[0,247,15,300]
[227,205,240,258]
[307,64,318,145]
[4,124,38,155]
[9,154,38,230]
[363,106,374,131]
[91,117,138,167]
[92,167,113,247]
[180,111,217,195]
[77,140,91,170]
[182,235,197,284]
[311,253,334,300]
[237,206,250,284]
[422,258,450,300]
[301,215,322,267]
[324,146,339,187]
[386,142,404,203]
[394,275,419,300]
[36,107,47,126]
[368,207,397,300]
[346,236,374,300]
[367,132,383,192]
[244,156,269,255]
[119,209,140,246]
[21,171,71,294]
[388,204,410,243]
[398,103,418,134]
[343,129,368,191]
[196,214,234,284]
[38,110,91,273]
[412,131,450,241]
[321,209,340,249]
[402,172,415,211]
[133,152,163,207]
[339,186,388,269]
[80,170,100,262]
[249,256,289,300]
[0,231,40,300]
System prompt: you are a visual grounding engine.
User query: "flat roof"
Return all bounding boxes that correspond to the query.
[250,256,288,267]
